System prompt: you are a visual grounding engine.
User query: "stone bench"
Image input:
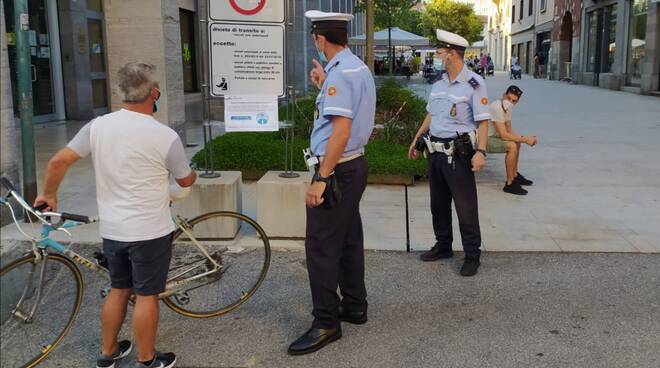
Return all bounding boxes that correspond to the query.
[173,171,242,239]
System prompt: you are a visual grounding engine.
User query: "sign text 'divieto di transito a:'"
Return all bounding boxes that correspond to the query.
[209,23,285,97]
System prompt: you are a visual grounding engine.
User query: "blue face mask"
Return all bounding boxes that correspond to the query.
[153,93,161,113]
[433,57,444,71]
[315,40,327,63]
[317,48,327,63]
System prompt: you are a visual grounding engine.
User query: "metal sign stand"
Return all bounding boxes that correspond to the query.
[200,0,296,179]
[278,0,299,179]
[198,1,220,178]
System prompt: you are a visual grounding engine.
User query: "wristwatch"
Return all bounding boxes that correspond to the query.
[312,171,333,183]
[475,149,487,157]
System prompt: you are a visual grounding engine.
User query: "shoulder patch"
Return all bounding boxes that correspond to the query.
[327,86,337,96]
[468,77,480,89]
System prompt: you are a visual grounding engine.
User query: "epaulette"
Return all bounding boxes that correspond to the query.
[468,77,480,89]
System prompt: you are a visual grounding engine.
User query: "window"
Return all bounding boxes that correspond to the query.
[179,9,198,92]
[92,79,108,108]
[541,0,547,12]
[586,11,599,72]
[519,0,524,20]
[512,5,516,23]
[529,0,533,16]
[605,4,617,73]
[627,0,648,84]
[88,19,105,73]
[526,41,532,70]
[88,18,107,110]
[87,0,102,12]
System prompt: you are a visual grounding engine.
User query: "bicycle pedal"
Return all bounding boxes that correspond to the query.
[174,292,190,305]
[93,252,109,269]
[12,308,30,322]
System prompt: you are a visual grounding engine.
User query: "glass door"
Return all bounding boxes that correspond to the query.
[627,0,647,86]
[3,0,64,122]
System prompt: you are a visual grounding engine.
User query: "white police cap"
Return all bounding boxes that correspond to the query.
[435,29,469,51]
[305,10,354,32]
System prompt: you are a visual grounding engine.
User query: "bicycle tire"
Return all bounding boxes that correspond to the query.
[0,253,84,368]
[163,211,271,318]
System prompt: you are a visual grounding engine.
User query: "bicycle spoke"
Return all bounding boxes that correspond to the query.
[1,255,82,367]
[166,211,270,317]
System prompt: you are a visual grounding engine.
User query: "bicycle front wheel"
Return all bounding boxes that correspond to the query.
[0,253,83,368]
[164,211,271,318]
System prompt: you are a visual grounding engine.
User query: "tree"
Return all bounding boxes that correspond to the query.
[357,0,420,74]
[421,0,484,44]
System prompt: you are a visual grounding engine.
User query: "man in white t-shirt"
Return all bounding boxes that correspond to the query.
[34,62,195,368]
[488,85,538,195]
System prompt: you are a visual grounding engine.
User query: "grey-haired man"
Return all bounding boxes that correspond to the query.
[34,62,195,368]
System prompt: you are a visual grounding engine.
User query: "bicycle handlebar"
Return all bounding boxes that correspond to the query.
[0,176,95,224]
[1,177,17,193]
[61,212,92,223]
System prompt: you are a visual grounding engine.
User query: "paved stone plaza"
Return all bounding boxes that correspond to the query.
[2,72,659,253]
[1,246,656,368]
[1,72,660,368]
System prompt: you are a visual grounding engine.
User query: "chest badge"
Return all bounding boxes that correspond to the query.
[450,104,457,117]
[327,86,337,96]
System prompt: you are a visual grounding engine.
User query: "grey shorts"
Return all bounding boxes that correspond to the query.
[102,233,173,296]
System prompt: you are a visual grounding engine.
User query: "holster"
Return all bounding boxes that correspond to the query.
[415,134,429,153]
[453,133,476,157]
[315,169,342,209]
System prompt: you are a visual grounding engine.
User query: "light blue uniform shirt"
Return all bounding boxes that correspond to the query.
[426,65,491,138]
[311,48,376,156]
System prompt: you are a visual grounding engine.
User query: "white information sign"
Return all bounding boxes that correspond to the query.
[208,0,285,23]
[224,95,279,132]
[209,22,285,97]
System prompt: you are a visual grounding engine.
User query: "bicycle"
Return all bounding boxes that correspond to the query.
[0,177,271,367]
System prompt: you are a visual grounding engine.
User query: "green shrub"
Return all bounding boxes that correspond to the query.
[192,132,309,173]
[375,79,427,145]
[191,133,427,178]
[193,81,429,180]
[278,94,317,138]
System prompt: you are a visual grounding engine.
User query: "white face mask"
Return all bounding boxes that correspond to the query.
[502,99,514,111]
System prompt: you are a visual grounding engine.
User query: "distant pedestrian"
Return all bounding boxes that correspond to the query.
[533,53,540,78]
[480,53,488,77]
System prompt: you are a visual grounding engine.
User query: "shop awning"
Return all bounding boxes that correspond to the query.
[349,27,430,47]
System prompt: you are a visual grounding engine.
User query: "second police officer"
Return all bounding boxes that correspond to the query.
[288,10,376,355]
[408,29,491,277]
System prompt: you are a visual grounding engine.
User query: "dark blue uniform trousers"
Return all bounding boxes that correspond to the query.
[305,156,369,329]
[428,152,482,258]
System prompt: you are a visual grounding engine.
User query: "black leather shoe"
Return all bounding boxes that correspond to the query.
[419,244,454,262]
[460,257,480,277]
[514,172,533,186]
[287,326,342,356]
[338,305,368,325]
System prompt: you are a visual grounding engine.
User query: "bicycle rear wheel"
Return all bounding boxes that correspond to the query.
[163,211,271,318]
[0,253,83,368]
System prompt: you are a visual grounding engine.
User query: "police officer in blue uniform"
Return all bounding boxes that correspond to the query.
[288,10,377,356]
[408,29,491,277]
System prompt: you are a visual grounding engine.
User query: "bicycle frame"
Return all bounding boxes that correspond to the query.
[9,220,108,323]
[2,182,225,312]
